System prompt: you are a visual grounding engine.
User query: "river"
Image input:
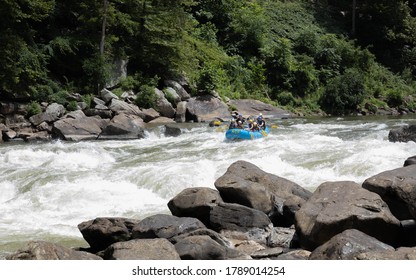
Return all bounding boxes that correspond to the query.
[1,115,415,258]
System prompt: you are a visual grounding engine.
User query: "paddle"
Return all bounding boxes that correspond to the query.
[215,125,228,132]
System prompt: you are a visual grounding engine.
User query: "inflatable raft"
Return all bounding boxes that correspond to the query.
[225,127,270,140]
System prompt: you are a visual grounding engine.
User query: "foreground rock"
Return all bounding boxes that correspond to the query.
[78,217,140,253]
[362,165,416,220]
[6,241,102,260]
[102,238,180,260]
[309,229,394,260]
[186,95,230,122]
[295,181,400,251]
[404,155,416,166]
[215,160,312,226]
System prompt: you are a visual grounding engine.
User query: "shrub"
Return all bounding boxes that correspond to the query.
[135,85,157,109]
[26,101,42,117]
[319,69,365,115]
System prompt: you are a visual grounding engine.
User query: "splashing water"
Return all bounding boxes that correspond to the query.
[0,116,415,258]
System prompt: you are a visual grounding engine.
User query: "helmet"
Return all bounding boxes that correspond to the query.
[238,114,242,117]
[257,116,262,120]
[249,119,253,123]
[259,113,263,116]
[231,119,235,122]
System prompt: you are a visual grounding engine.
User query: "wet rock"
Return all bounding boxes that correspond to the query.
[228,99,291,119]
[52,116,108,141]
[295,181,400,251]
[276,249,311,260]
[99,113,145,140]
[78,217,140,253]
[388,124,416,142]
[404,155,416,167]
[168,187,223,226]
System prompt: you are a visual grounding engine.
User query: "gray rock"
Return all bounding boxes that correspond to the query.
[186,95,230,122]
[141,108,160,122]
[103,238,180,260]
[309,229,395,260]
[154,88,176,118]
[52,116,107,141]
[362,165,416,220]
[404,155,416,167]
[108,99,143,117]
[276,249,311,260]
[132,214,206,240]
[228,99,291,119]
[164,125,182,137]
[175,101,187,123]
[215,160,311,224]
[98,113,145,140]
[168,187,223,227]
[165,80,191,101]
[174,235,228,260]
[6,241,102,260]
[78,217,140,253]
[100,88,119,103]
[388,124,416,142]
[295,181,401,250]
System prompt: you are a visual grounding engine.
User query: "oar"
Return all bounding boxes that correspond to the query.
[271,125,279,129]
[261,130,268,137]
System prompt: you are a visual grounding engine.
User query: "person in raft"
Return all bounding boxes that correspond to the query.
[229,119,237,129]
[236,120,244,129]
[257,113,266,130]
[248,119,259,132]
[236,114,245,125]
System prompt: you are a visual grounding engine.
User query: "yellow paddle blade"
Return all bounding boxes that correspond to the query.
[271,125,279,129]
[261,130,268,137]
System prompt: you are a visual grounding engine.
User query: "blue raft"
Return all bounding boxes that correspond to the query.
[225,127,270,140]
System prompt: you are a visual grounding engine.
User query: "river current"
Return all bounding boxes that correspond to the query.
[1,116,415,258]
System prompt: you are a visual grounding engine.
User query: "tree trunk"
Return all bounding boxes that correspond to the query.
[100,0,109,54]
[351,0,356,36]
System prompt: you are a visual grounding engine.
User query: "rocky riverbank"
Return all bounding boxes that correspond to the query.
[0,84,290,143]
[6,156,416,260]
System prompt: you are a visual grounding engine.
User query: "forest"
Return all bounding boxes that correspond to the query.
[1,0,416,116]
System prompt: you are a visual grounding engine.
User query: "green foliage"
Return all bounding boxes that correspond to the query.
[26,101,42,117]
[135,85,157,109]
[82,94,94,109]
[66,100,79,111]
[320,69,366,115]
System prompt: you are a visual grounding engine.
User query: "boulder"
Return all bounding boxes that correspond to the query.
[186,95,230,122]
[164,87,182,105]
[175,101,187,123]
[170,228,232,248]
[276,249,311,260]
[100,88,119,103]
[214,160,311,225]
[251,247,284,259]
[99,113,145,140]
[294,181,401,251]
[309,229,394,260]
[174,235,228,260]
[29,103,66,126]
[355,247,416,260]
[388,124,416,142]
[1,102,27,115]
[228,99,291,119]
[84,108,113,119]
[165,80,191,101]
[154,88,176,118]
[108,99,144,117]
[168,187,223,226]
[267,227,298,248]
[209,202,273,244]
[164,125,182,137]
[103,238,180,260]
[52,116,108,141]
[131,214,206,240]
[362,165,416,220]
[78,217,140,253]
[141,108,160,122]
[148,117,176,124]
[6,241,102,260]
[404,155,416,167]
